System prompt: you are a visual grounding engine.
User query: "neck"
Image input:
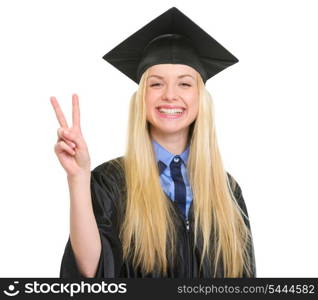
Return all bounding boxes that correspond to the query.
[150,126,190,155]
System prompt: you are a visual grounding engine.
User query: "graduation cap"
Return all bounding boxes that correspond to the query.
[102,7,239,84]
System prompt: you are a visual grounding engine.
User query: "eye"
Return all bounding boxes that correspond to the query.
[180,83,191,87]
[150,83,161,87]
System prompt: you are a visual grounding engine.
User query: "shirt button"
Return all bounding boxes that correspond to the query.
[173,156,180,163]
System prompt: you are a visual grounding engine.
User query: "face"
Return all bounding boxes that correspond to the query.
[145,64,199,137]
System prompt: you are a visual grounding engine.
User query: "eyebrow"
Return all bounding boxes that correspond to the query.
[147,74,195,80]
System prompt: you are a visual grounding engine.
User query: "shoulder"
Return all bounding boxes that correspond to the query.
[91,156,125,183]
[88,157,126,226]
[226,171,243,199]
[90,156,126,216]
[90,156,126,201]
[226,171,250,220]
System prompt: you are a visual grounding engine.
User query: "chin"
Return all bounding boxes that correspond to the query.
[154,124,188,134]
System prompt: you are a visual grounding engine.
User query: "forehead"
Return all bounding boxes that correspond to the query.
[147,64,197,78]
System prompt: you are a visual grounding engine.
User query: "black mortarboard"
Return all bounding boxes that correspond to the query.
[102,7,239,84]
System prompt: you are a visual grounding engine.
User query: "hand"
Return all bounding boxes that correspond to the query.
[50,94,91,177]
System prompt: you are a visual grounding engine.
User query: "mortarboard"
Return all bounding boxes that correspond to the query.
[102,7,239,84]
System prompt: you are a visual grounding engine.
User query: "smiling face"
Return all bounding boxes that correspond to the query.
[145,64,199,138]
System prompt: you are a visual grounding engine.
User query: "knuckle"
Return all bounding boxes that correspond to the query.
[54,144,61,153]
[57,128,63,139]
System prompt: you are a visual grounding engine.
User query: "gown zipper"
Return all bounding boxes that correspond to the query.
[186,219,190,230]
[165,193,193,278]
[184,216,192,279]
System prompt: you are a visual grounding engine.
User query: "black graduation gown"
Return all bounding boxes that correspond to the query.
[59,156,256,278]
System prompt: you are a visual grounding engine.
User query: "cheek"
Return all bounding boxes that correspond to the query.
[146,89,162,108]
[145,96,157,118]
[188,106,198,120]
[186,97,199,117]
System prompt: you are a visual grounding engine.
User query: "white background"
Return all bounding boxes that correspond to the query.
[0,0,317,277]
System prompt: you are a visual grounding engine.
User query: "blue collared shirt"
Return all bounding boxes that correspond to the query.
[152,139,193,219]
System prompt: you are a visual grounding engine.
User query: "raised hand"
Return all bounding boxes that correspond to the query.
[50,94,91,178]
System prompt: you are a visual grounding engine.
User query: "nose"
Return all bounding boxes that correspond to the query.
[162,83,178,101]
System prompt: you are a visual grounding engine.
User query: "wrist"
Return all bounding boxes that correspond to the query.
[67,171,91,184]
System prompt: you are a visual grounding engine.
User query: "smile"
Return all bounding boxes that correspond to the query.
[155,107,186,119]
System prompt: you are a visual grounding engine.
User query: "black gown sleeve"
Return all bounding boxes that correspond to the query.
[227,172,257,278]
[59,161,124,278]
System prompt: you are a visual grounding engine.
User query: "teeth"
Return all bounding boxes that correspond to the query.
[158,108,184,114]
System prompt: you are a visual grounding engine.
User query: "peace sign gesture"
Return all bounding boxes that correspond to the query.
[50,94,91,178]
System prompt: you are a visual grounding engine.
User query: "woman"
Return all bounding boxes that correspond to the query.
[51,7,256,278]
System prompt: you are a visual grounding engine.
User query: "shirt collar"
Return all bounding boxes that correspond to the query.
[152,139,190,174]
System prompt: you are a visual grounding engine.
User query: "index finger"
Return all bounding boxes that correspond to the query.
[50,96,69,128]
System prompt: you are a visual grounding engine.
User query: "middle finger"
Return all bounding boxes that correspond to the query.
[72,94,81,130]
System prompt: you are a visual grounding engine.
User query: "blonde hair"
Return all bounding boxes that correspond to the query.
[119,68,254,277]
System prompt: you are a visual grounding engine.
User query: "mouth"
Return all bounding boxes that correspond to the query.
[155,106,186,119]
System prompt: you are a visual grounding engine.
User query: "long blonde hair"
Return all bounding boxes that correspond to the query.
[119,68,254,277]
